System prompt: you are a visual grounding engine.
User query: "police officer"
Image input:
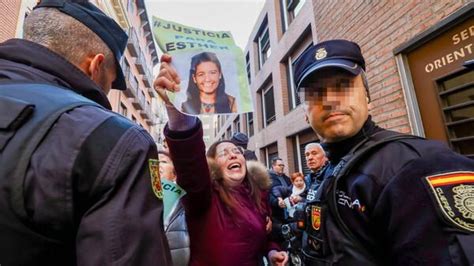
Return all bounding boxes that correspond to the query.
[293,39,474,265]
[303,142,327,201]
[0,1,171,265]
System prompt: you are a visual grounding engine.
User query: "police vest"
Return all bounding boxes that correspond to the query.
[0,82,101,265]
[302,131,420,265]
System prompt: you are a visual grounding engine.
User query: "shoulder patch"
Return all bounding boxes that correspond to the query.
[149,159,163,199]
[311,205,322,231]
[424,171,474,232]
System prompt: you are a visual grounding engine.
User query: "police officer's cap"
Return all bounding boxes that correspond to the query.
[294,39,366,91]
[34,0,128,91]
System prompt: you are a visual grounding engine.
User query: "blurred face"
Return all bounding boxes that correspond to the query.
[293,176,305,189]
[193,61,221,95]
[305,146,326,172]
[272,160,285,175]
[300,70,368,143]
[158,153,176,182]
[215,142,246,187]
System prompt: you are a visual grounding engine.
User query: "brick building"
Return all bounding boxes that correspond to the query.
[0,0,36,42]
[212,0,473,175]
[91,0,163,141]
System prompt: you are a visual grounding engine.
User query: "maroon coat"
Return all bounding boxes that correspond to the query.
[165,122,280,266]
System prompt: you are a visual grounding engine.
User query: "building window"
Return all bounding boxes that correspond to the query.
[234,118,241,133]
[245,53,251,84]
[257,19,271,69]
[291,135,303,174]
[219,115,225,129]
[287,56,301,110]
[263,143,279,168]
[247,112,254,137]
[262,86,276,127]
[287,42,312,110]
[119,102,128,117]
[281,0,306,32]
[437,69,474,159]
[290,129,319,174]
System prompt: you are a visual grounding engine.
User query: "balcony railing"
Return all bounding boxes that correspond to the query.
[135,51,146,74]
[142,64,154,90]
[140,103,150,120]
[125,69,139,98]
[131,97,141,110]
[127,28,139,57]
[122,66,133,98]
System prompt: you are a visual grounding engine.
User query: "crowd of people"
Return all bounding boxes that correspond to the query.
[0,1,473,266]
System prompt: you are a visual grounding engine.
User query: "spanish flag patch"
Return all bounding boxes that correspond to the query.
[425,172,474,232]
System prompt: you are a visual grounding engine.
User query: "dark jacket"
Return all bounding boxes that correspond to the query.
[268,171,291,222]
[0,39,172,265]
[268,170,292,245]
[165,202,190,266]
[164,121,280,266]
[303,117,474,265]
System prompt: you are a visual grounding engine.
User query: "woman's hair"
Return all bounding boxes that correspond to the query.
[290,172,304,183]
[182,52,231,114]
[206,140,265,215]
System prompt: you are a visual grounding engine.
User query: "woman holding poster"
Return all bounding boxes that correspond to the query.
[181,52,237,114]
[154,54,288,266]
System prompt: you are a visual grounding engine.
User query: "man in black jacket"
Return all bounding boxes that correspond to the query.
[0,1,171,265]
[268,157,292,245]
[294,39,474,265]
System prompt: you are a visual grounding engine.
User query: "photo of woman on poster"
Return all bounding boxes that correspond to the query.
[181,52,237,114]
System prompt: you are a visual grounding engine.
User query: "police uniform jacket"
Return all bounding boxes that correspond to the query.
[0,39,172,265]
[303,116,474,265]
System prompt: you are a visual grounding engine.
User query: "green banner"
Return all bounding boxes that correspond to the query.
[161,178,186,220]
[152,16,253,116]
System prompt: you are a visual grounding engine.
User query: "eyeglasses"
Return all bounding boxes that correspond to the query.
[216,146,244,158]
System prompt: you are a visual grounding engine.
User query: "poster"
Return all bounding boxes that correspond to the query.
[152,16,253,116]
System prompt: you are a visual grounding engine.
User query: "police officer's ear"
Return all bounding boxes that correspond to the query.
[79,53,106,80]
[367,96,373,111]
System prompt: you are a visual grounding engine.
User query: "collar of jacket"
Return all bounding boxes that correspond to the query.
[0,39,112,109]
[322,115,382,163]
[207,158,272,191]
